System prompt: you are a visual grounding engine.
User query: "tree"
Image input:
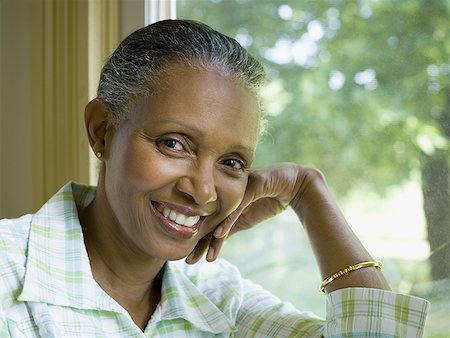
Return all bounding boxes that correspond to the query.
[178,0,450,280]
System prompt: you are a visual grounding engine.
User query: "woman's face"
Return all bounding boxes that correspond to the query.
[102,63,260,261]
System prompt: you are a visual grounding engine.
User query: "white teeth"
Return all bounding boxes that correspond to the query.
[175,214,186,224]
[184,216,197,227]
[155,203,200,227]
[169,210,177,222]
[163,207,170,218]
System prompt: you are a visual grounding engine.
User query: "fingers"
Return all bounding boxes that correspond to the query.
[191,171,260,263]
[213,207,244,239]
[186,208,245,264]
[205,207,245,262]
[212,174,259,241]
[185,232,212,264]
[206,205,248,262]
[213,177,256,239]
[206,236,226,262]
[185,231,226,264]
[213,215,234,238]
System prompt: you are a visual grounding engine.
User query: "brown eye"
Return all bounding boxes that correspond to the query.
[222,158,245,170]
[163,139,183,150]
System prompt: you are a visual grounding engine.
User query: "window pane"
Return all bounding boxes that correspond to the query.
[178,1,450,336]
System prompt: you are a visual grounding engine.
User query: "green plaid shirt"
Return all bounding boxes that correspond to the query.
[0,182,429,337]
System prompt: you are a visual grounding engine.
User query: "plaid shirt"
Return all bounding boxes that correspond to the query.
[0,182,429,337]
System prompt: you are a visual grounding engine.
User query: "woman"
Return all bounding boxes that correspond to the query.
[0,20,428,337]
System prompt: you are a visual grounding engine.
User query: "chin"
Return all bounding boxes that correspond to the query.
[147,242,195,262]
[167,255,189,262]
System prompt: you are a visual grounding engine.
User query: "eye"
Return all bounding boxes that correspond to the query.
[162,139,183,151]
[222,158,245,170]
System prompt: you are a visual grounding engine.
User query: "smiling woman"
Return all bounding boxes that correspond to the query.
[83,62,259,264]
[0,20,429,337]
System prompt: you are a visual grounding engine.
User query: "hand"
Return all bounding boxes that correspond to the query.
[185,163,390,293]
[186,163,313,264]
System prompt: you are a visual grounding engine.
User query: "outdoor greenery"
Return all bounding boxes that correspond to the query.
[178,1,449,336]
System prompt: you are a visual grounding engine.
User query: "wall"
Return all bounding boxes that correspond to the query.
[120,0,145,39]
[0,1,35,217]
[0,0,121,218]
[0,0,161,217]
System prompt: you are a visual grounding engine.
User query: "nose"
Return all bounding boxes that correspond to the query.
[175,162,218,207]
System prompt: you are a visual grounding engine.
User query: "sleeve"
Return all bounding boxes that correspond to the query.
[325,288,429,338]
[236,280,429,337]
[235,278,325,337]
[0,321,10,337]
[0,302,11,338]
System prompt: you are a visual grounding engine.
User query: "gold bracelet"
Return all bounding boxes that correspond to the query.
[319,261,383,293]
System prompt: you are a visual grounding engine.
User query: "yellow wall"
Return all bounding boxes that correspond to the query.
[0,0,120,218]
[1,1,36,217]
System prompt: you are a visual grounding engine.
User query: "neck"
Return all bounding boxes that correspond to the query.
[79,183,165,330]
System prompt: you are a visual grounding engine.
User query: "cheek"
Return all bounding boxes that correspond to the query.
[121,139,184,190]
[218,176,248,215]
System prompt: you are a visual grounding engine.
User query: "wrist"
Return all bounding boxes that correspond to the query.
[289,167,329,217]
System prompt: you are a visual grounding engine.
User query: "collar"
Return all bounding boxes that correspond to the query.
[18,182,124,313]
[154,261,236,334]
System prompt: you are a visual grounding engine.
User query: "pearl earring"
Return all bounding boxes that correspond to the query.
[96,151,102,158]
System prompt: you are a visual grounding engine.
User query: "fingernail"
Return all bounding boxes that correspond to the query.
[214,226,223,238]
[186,252,195,263]
[206,247,215,261]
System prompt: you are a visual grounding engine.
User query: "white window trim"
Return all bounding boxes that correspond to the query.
[145,0,176,24]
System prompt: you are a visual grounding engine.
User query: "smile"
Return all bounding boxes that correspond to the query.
[154,202,200,227]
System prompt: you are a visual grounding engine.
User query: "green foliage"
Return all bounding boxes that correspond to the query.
[178,0,450,197]
[178,2,450,335]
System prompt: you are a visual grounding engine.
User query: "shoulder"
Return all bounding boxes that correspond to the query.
[0,215,31,304]
[0,215,32,254]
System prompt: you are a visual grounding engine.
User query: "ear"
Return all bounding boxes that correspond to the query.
[84,99,112,159]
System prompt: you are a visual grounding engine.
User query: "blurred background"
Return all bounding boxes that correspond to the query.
[177,1,450,336]
[1,0,449,336]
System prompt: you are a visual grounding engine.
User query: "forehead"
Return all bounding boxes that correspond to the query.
[134,63,261,150]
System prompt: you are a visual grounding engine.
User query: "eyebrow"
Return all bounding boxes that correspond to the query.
[154,119,205,137]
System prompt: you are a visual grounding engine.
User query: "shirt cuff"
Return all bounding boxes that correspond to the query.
[324,287,429,338]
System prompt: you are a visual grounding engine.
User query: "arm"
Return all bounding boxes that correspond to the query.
[187,163,429,336]
[289,166,390,293]
[192,163,389,293]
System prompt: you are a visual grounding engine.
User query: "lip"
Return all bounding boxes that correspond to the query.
[149,200,205,240]
[155,200,210,217]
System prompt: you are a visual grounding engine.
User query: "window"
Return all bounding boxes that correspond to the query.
[178,1,450,336]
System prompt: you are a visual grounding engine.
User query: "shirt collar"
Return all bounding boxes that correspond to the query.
[18,182,123,313]
[156,261,236,334]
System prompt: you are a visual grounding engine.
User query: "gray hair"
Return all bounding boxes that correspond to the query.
[97,19,266,128]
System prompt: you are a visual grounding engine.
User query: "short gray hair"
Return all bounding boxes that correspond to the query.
[97,19,266,127]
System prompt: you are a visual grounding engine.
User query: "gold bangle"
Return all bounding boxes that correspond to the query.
[319,261,383,293]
